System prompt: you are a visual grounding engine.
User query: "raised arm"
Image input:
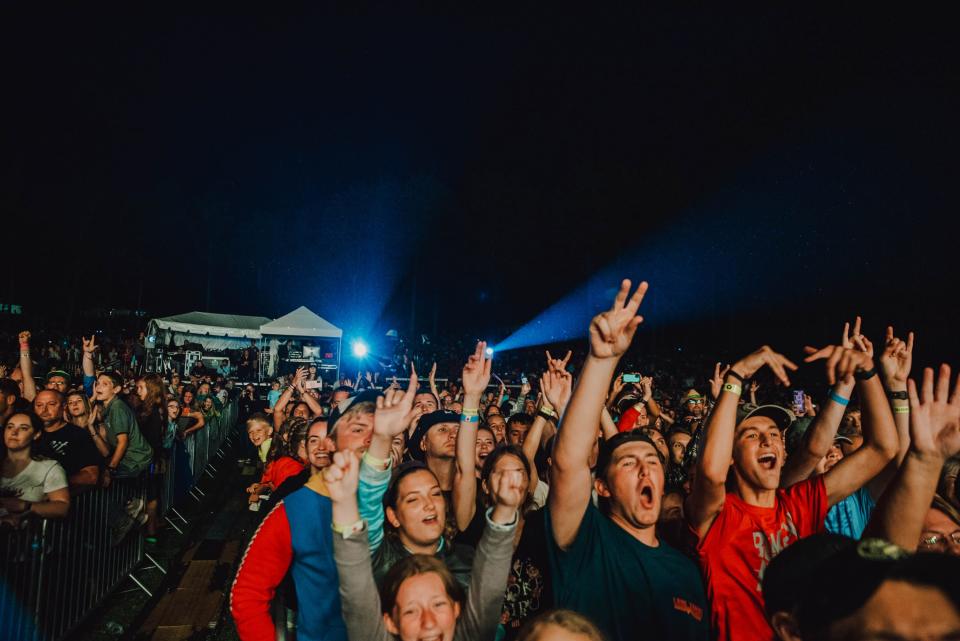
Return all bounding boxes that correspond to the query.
[879,326,914,465]
[363,366,421,550]
[81,336,97,397]
[326,450,389,641]
[549,279,648,550]
[687,346,797,539]
[18,331,37,402]
[805,345,900,507]
[868,365,960,551]
[455,342,491,530]
[781,324,863,486]
[273,368,303,429]
[296,375,324,418]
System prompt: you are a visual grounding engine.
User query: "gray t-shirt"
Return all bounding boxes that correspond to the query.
[1,459,68,502]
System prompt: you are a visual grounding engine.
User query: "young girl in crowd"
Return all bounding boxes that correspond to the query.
[1,411,70,526]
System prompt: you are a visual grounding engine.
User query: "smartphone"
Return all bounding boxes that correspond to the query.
[305,380,322,390]
[792,390,805,413]
[622,373,641,383]
[521,375,528,385]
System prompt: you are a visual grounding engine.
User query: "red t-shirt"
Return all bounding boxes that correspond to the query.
[260,456,305,489]
[692,477,827,641]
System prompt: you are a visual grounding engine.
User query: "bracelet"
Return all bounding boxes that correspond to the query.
[886,390,909,401]
[331,519,365,538]
[829,391,850,406]
[854,367,877,381]
[461,414,480,423]
[461,408,479,416]
[726,370,746,384]
[537,410,557,421]
[893,406,910,414]
[722,383,742,396]
[361,451,390,470]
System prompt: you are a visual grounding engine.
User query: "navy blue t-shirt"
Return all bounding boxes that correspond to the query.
[546,502,709,641]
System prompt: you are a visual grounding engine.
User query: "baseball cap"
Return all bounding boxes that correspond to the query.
[737,403,795,433]
[762,533,856,617]
[796,539,960,637]
[327,389,382,435]
[44,369,71,384]
[409,410,461,460]
[596,430,664,478]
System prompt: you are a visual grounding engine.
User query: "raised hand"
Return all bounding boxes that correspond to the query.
[588,279,648,360]
[732,346,798,386]
[803,345,874,386]
[462,342,492,398]
[640,376,653,402]
[841,316,862,350]
[709,362,731,399]
[292,366,307,391]
[880,326,914,388]
[82,335,97,355]
[323,450,361,504]
[908,365,960,461]
[545,350,572,373]
[608,374,626,403]
[490,467,526,511]
[520,379,531,397]
[18,331,31,345]
[375,364,422,438]
[541,367,573,412]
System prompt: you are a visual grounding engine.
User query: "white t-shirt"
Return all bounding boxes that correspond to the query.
[1,459,69,503]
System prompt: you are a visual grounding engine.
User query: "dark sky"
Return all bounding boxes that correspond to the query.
[4,6,958,361]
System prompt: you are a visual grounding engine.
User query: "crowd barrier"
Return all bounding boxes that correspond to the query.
[0,399,241,641]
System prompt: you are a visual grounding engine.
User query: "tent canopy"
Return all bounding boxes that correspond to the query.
[259,306,342,338]
[151,311,271,339]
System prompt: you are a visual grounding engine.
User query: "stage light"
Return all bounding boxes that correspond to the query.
[485,346,495,357]
[351,340,369,358]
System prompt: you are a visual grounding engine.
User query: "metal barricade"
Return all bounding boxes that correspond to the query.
[0,400,241,641]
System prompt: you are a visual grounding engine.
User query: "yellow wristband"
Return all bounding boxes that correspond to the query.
[362,451,391,470]
[723,383,742,396]
[461,408,479,415]
[893,406,910,414]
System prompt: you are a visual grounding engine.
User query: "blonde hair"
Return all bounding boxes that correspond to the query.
[516,610,607,641]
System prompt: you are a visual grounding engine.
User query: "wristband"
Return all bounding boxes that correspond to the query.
[722,383,742,396]
[461,408,479,416]
[893,406,910,414]
[854,367,877,381]
[461,414,480,423]
[332,519,365,539]
[537,410,557,422]
[726,370,746,384]
[362,451,390,470]
[829,391,850,406]
[886,390,909,401]
[19,343,29,351]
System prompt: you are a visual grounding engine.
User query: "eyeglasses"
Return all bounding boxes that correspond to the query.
[919,530,960,549]
[686,399,704,405]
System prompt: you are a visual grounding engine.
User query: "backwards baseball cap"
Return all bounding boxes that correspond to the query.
[45,369,71,384]
[409,410,461,460]
[596,430,664,478]
[327,389,382,435]
[796,538,960,637]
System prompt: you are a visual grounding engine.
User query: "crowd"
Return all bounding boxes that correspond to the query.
[0,329,236,544]
[227,280,960,641]
[3,282,959,641]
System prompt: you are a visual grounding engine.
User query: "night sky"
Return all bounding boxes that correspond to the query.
[4,7,958,363]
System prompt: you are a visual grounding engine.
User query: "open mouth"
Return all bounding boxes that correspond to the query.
[422,513,439,525]
[757,453,777,470]
[638,482,655,509]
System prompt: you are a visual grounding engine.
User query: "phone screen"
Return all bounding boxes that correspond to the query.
[622,374,641,383]
[792,390,805,412]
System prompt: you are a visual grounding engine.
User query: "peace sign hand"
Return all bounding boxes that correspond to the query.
[588,279,648,360]
[462,342,492,397]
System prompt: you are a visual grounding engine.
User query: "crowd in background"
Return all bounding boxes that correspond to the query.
[227,281,960,641]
